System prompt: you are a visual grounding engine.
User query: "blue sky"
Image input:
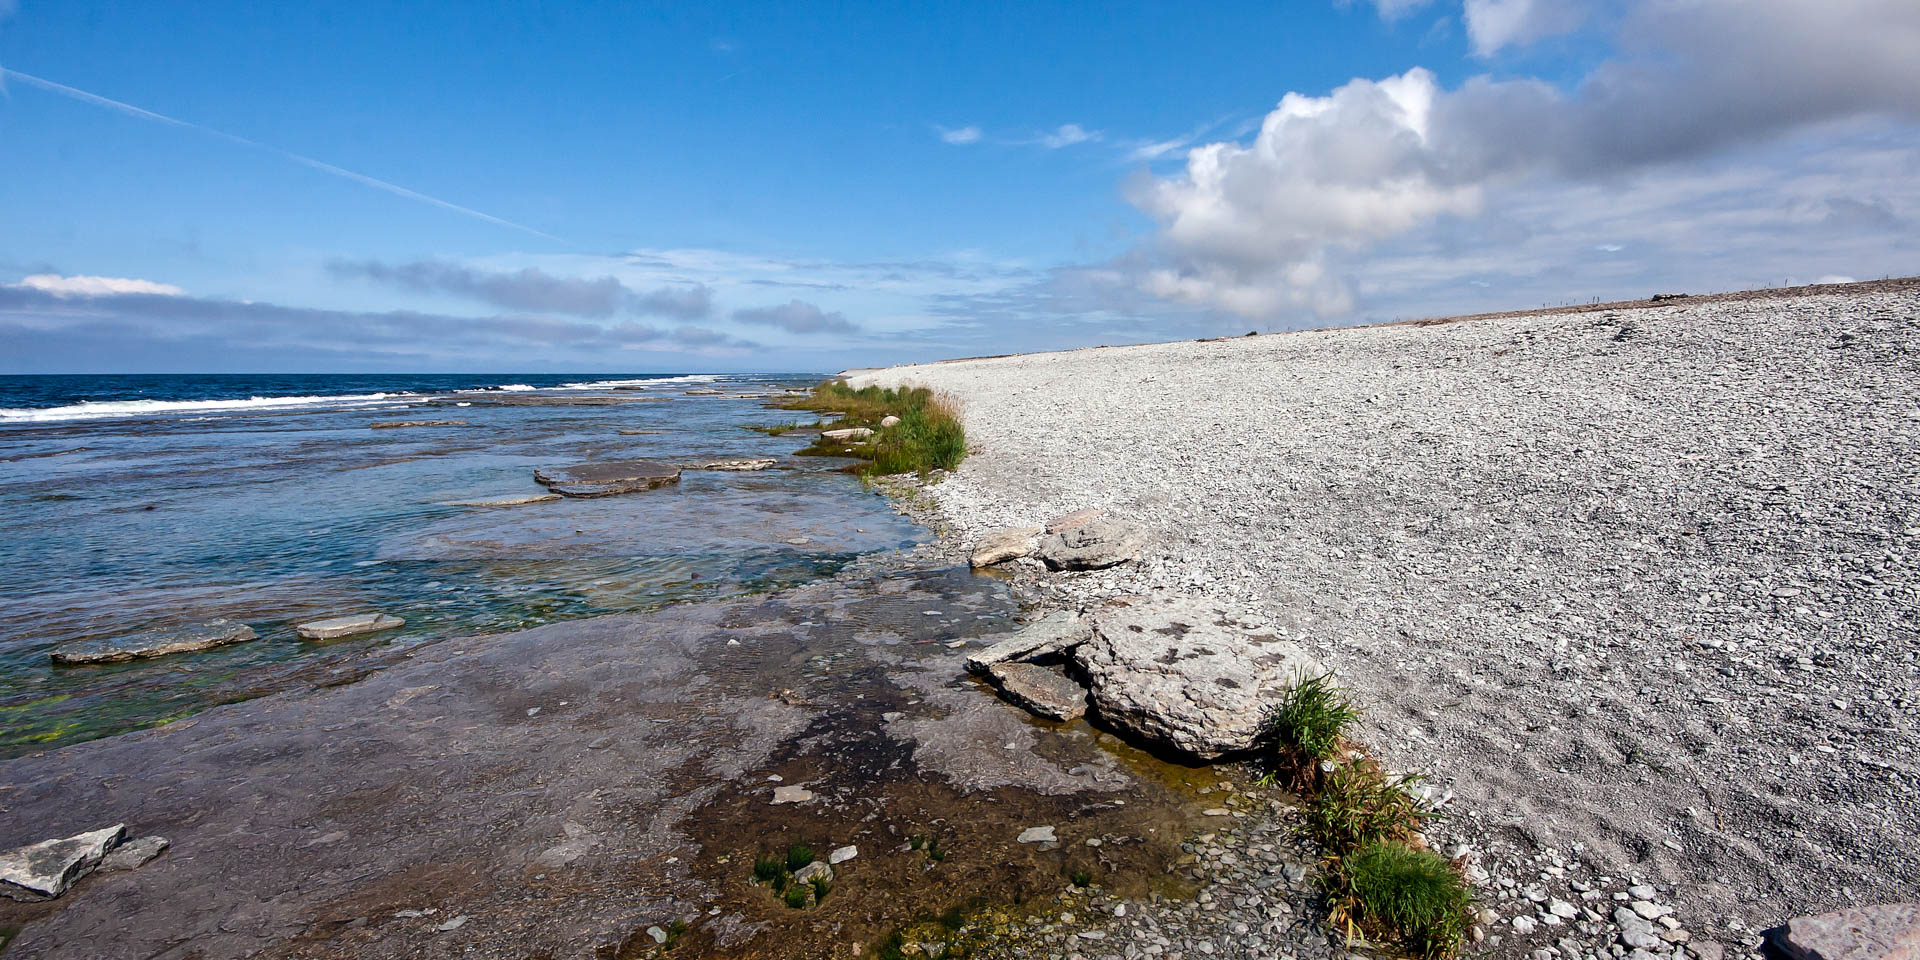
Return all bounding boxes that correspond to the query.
[2,0,1916,373]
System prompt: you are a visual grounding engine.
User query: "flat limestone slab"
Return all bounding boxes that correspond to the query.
[987,662,1088,721]
[533,460,682,497]
[0,824,125,901]
[688,458,776,471]
[965,612,1092,674]
[447,494,562,507]
[1767,903,1920,960]
[971,525,1044,567]
[297,613,405,641]
[1077,596,1320,758]
[369,419,466,429]
[50,619,257,666]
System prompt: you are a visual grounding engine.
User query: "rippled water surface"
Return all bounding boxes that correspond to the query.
[0,373,921,753]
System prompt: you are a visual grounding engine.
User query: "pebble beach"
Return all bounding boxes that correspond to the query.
[852,280,1920,959]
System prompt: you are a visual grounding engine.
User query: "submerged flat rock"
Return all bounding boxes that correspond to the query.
[446,494,562,507]
[296,613,405,641]
[987,662,1087,721]
[533,460,682,497]
[687,458,776,471]
[50,620,257,666]
[0,824,125,901]
[369,419,466,429]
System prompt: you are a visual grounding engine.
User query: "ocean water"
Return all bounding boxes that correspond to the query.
[0,373,922,754]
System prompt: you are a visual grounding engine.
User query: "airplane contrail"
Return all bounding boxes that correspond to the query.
[1,67,561,242]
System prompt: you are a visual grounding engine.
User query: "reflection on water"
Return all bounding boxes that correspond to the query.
[0,375,922,754]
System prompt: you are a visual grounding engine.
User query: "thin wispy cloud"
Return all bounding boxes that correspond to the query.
[937,124,982,145]
[1039,123,1098,148]
[0,68,561,243]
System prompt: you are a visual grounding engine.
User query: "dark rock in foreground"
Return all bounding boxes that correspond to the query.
[0,824,124,901]
[49,620,257,666]
[986,662,1087,721]
[533,460,682,497]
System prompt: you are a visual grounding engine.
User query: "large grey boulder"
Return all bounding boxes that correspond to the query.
[0,824,125,901]
[986,662,1087,721]
[965,612,1092,674]
[1075,597,1321,758]
[970,526,1044,567]
[297,613,405,641]
[533,460,682,497]
[50,620,256,666]
[1037,517,1147,571]
[1765,903,1919,960]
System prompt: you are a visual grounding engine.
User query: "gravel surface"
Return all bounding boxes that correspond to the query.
[854,284,1920,958]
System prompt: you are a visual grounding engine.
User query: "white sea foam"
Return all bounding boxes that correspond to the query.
[0,392,409,424]
[555,374,722,390]
[494,383,538,392]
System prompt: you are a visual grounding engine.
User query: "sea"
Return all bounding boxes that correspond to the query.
[0,373,924,755]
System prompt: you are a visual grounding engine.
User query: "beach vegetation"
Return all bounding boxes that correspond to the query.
[1334,840,1473,960]
[786,843,815,871]
[772,381,966,476]
[1265,671,1358,762]
[783,883,810,909]
[1068,867,1093,888]
[1260,674,1473,959]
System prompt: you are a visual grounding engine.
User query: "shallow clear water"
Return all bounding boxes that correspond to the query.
[0,373,921,754]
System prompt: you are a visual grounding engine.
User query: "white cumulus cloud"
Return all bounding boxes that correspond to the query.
[1462,0,1586,56]
[1127,0,1920,321]
[17,274,187,297]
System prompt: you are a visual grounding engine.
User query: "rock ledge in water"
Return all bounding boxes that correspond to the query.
[687,458,776,472]
[965,612,1091,674]
[0,824,125,901]
[370,419,466,429]
[1077,596,1320,758]
[534,460,682,497]
[298,613,406,641]
[448,494,562,507]
[50,620,257,666]
[987,662,1088,721]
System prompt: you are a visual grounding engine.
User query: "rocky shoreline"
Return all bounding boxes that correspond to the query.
[853,282,1920,959]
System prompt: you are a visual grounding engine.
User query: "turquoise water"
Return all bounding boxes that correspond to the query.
[0,374,922,753]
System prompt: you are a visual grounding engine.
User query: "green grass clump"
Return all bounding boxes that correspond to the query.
[786,843,815,871]
[1265,671,1359,761]
[1307,764,1426,851]
[772,381,965,476]
[1068,868,1093,888]
[783,884,810,909]
[1259,672,1472,959]
[753,854,786,887]
[809,876,832,904]
[1338,840,1473,960]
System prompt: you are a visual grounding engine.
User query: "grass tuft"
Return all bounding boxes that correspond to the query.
[783,884,810,909]
[786,843,815,872]
[1068,868,1093,888]
[752,854,786,885]
[1336,840,1473,960]
[1265,670,1359,762]
[1306,764,1426,852]
[1261,673,1473,959]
